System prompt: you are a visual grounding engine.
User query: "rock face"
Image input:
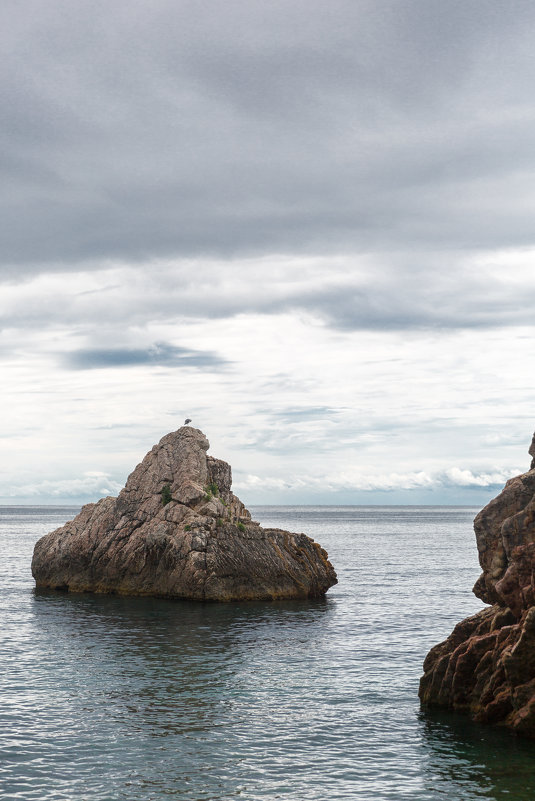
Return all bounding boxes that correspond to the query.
[32,427,337,601]
[419,433,535,737]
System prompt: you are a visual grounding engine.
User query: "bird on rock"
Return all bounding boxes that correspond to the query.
[184,418,192,425]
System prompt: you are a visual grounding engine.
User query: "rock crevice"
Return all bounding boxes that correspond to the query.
[32,427,337,601]
[420,432,535,737]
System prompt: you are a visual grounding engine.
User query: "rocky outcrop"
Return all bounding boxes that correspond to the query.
[419,433,535,737]
[32,427,337,601]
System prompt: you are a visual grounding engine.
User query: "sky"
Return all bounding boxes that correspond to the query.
[2,0,535,506]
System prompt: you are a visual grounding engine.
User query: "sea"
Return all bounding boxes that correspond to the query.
[1,505,535,801]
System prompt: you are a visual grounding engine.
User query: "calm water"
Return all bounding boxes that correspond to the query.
[1,505,535,800]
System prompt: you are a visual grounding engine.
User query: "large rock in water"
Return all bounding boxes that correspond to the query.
[419,433,535,737]
[32,427,337,601]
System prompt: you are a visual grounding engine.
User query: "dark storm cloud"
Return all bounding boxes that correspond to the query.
[3,0,535,273]
[64,341,228,370]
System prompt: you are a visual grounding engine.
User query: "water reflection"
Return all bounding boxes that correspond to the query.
[31,589,333,739]
[419,707,535,799]
[31,588,333,645]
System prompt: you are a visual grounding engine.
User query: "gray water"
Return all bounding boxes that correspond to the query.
[1,505,535,800]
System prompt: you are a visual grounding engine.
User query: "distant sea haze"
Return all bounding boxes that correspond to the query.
[2,504,535,800]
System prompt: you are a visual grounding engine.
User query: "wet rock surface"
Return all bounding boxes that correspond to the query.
[419,433,535,737]
[32,427,337,601]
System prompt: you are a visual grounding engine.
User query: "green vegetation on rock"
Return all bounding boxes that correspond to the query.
[161,484,172,506]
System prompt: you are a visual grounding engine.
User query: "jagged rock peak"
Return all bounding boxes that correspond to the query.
[419,431,535,737]
[32,427,337,602]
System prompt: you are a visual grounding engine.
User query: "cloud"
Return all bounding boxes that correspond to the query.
[3,472,123,500]
[63,341,228,370]
[235,465,522,495]
[3,250,535,340]
[273,406,340,423]
[442,467,519,488]
[1,2,535,506]
[2,1,535,273]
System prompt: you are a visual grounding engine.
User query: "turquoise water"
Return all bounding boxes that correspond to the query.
[1,505,535,800]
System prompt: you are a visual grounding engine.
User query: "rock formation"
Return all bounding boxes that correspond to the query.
[32,427,337,601]
[419,433,535,737]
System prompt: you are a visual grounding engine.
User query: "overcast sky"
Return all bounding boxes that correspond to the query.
[2,0,535,505]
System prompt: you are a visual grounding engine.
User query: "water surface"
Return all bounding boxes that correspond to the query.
[1,505,534,800]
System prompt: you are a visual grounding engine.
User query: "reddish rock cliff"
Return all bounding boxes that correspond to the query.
[419,434,535,737]
[32,427,337,601]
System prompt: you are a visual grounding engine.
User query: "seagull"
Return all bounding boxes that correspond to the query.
[184,418,192,425]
